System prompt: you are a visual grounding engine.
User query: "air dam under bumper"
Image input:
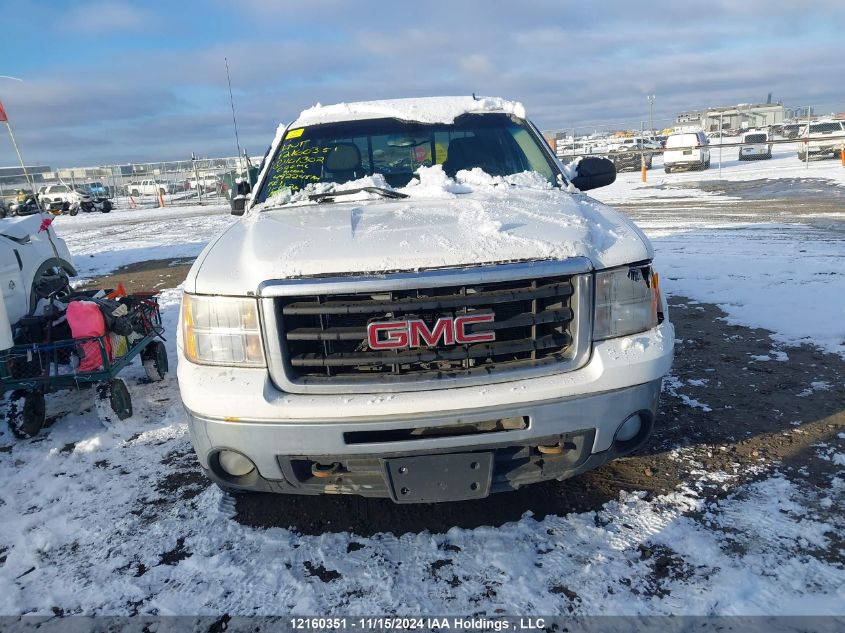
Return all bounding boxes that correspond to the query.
[185,379,661,503]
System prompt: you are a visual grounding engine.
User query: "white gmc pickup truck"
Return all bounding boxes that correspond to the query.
[177,96,674,503]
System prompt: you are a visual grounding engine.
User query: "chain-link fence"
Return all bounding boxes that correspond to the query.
[541,101,845,175]
[2,100,843,207]
[0,153,258,210]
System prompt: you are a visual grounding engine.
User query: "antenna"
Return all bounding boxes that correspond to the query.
[225,57,244,173]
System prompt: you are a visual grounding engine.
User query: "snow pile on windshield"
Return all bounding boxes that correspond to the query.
[259,174,395,208]
[254,166,553,211]
[294,96,526,127]
[399,165,471,197]
[456,167,553,190]
[399,165,551,198]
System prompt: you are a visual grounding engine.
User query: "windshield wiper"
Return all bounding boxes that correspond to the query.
[308,187,409,203]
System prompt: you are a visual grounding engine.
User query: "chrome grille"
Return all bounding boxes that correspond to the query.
[275,275,578,384]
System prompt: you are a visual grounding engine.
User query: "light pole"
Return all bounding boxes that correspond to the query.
[647,95,655,135]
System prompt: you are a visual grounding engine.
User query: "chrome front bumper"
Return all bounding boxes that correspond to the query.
[185,379,661,502]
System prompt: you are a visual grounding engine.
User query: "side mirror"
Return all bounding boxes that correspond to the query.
[231,193,251,216]
[570,157,616,191]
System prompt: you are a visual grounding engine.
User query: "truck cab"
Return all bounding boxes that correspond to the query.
[177,96,674,503]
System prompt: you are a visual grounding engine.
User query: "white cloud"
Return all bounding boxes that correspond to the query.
[64,1,151,32]
[459,54,495,78]
[2,0,844,165]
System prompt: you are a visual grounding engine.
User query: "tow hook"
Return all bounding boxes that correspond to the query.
[311,462,341,478]
[537,441,575,455]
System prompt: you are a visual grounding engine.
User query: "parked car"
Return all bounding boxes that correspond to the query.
[608,138,657,172]
[188,175,223,194]
[781,124,802,140]
[556,142,593,159]
[124,179,178,196]
[81,181,109,198]
[663,131,710,173]
[38,184,111,213]
[797,121,845,160]
[606,137,660,153]
[177,95,674,503]
[739,131,772,160]
[0,214,75,325]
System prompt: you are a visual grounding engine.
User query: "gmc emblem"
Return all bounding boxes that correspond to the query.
[367,314,496,350]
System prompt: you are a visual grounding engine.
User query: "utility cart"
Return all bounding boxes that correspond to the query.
[0,292,168,438]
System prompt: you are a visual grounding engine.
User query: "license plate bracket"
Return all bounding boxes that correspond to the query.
[382,452,494,503]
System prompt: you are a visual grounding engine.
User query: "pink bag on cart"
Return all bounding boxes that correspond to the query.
[67,300,112,372]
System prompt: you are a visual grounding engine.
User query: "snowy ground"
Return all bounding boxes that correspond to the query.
[591,148,845,359]
[1,157,844,617]
[56,203,234,279]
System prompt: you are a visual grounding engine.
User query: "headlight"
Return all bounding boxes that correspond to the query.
[593,265,661,341]
[181,293,265,367]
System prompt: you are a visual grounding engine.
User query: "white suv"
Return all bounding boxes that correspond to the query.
[177,96,674,503]
[663,131,710,173]
[798,121,845,160]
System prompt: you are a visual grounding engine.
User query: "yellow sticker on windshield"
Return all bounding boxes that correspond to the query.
[286,128,304,139]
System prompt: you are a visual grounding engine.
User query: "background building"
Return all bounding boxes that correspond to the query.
[675,103,800,131]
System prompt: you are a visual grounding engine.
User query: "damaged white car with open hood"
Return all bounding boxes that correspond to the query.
[178,96,674,503]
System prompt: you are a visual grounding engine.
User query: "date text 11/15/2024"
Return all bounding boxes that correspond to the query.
[289,617,548,631]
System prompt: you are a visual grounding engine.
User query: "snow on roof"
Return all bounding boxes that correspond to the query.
[291,96,526,127]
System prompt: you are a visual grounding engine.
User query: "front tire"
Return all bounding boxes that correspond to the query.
[664,165,672,174]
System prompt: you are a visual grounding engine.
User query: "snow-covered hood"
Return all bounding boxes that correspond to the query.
[187,187,653,296]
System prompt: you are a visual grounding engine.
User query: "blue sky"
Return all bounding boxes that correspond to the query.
[1,0,843,166]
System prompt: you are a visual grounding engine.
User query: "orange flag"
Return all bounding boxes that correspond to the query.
[0,101,7,123]
[106,282,127,299]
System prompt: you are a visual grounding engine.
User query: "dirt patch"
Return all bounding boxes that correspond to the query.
[671,177,845,200]
[77,257,195,294]
[159,537,192,566]
[233,296,845,536]
[303,561,341,582]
